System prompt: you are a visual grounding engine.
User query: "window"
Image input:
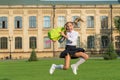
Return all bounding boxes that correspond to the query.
[15,37,22,49]
[87,36,94,48]
[100,16,108,29]
[15,16,22,29]
[0,37,8,49]
[57,16,66,27]
[101,36,109,48]
[0,17,8,29]
[44,37,51,48]
[77,36,80,48]
[72,16,80,28]
[115,36,120,48]
[87,16,94,28]
[43,16,51,28]
[29,16,36,28]
[29,37,37,49]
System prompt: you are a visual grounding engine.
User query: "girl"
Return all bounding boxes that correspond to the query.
[49,18,89,75]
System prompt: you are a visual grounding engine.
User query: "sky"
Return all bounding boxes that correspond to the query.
[40,0,118,1]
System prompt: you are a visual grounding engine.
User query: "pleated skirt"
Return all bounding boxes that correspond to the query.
[59,45,85,59]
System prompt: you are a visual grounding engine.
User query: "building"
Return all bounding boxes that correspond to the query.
[0,0,120,59]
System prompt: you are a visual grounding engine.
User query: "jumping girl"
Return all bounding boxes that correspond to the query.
[49,18,89,75]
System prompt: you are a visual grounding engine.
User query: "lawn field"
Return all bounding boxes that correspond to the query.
[0,58,120,80]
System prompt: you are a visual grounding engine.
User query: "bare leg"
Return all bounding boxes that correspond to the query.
[49,54,71,74]
[74,52,89,60]
[71,52,89,75]
[63,54,71,70]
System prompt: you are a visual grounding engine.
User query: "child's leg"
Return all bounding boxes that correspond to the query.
[74,52,89,66]
[49,54,71,74]
[63,54,71,70]
[74,52,89,60]
[71,52,89,75]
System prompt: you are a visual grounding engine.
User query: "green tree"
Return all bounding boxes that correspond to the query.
[28,43,38,61]
[114,16,120,34]
[103,43,118,60]
[114,16,120,55]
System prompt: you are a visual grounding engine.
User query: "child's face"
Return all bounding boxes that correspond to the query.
[66,22,74,32]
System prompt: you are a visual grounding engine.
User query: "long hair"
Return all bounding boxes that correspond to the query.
[74,17,84,27]
[60,17,83,42]
[64,17,84,29]
[74,17,84,23]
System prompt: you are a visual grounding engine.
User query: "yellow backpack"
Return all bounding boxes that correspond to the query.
[48,27,65,41]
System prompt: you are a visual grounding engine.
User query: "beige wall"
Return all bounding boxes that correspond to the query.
[0,4,120,59]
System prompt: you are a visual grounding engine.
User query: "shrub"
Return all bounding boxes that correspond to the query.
[28,48,38,61]
[103,43,118,60]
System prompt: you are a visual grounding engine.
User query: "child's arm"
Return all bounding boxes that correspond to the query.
[60,31,78,43]
[60,32,68,39]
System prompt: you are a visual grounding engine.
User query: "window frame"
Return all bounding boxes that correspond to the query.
[101,36,109,48]
[14,16,22,29]
[0,37,8,49]
[29,37,37,49]
[44,37,51,49]
[57,16,66,27]
[87,16,94,28]
[15,37,22,49]
[0,16,8,29]
[29,16,37,28]
[100,16,108,29]
[87,36,95,49]
[43,16,51,28]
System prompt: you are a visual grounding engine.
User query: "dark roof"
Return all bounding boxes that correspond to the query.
[0,0,119,5]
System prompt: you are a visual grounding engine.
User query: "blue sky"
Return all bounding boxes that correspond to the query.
[40,0,118,1]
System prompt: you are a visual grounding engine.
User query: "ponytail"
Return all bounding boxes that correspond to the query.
[64,17,84,29]
[73,17,84,27]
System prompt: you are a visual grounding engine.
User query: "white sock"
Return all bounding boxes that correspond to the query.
[55,64,64,69]
[74,57,86,67]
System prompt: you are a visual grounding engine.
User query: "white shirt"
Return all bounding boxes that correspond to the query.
[66,30,79,46]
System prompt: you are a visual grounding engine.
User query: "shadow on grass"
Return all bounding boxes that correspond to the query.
[0,78,11,80]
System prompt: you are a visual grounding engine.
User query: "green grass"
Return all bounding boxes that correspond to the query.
[0,58,120,80]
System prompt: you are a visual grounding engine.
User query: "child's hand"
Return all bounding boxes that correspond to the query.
[60,32,65,36]
[52,40,56,42]
[60,32,68,39]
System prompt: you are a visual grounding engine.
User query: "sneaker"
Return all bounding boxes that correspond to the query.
[71,64,78,75]
[49,64,56,74]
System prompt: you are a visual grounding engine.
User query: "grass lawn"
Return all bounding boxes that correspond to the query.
[0,58,120,80]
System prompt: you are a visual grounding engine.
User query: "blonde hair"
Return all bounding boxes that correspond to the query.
[74,17,84,26]
[64,17,84,29]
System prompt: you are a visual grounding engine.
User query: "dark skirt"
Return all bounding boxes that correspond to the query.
[59,45,85,59]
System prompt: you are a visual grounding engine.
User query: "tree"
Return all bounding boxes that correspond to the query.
[114,16,120,34]
[103,43,118,60]
[114,16,120,55]
[28,43,38,61]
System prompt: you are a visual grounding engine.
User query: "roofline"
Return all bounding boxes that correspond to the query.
[0,1,119,6]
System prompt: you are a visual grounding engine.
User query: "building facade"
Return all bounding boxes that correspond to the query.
[0,0,120,59]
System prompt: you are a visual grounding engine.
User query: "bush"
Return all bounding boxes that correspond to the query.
[28,48,38,61]
[103,43,118,60]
